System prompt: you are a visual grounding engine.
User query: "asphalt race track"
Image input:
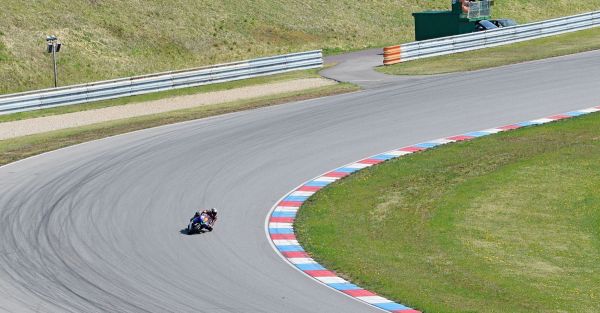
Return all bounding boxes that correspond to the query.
[0,50,599,312]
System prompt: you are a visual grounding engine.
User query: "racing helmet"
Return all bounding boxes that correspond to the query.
[210,208,218,215]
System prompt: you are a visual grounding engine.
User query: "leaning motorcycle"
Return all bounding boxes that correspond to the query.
[187,213,213,234]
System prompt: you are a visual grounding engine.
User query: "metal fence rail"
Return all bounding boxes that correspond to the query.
[467,0,492,19]
[0,50,323,115]
[384,10,600,65]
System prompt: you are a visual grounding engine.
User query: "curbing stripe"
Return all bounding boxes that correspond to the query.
[273,239,299,246]
[290,191,316,197]
[265,105,600,313]
[413,142,439,148]
[277,245,304,252]
[464,131,491,137]
[447,135,474,141]
[398,146,424,152]
[297,185,323,192]
[270,217,294,223]
[345,289,376,297]
[270,234,296,240]
[315,276,348,284]
[269,228,294,234]
[282,251,309,258]
[296,263,326,270]
[359,158,385,165]
[328,283,361,290]
[304,180,331,187]
[288,257,318,264]
[271,212,296,218]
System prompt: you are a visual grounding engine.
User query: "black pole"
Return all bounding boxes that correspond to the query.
[51,42,58,88]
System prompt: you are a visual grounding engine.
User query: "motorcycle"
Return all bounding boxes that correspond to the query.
[187,212,214,234]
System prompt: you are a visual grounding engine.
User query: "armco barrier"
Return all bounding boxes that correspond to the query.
[0,50,323,115]
[383,10,600,65]
[383,45,401,65]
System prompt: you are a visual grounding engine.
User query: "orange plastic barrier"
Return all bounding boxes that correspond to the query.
[383,45,401,65]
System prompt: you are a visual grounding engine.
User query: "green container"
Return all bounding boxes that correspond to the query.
[412,1,491,41]
[412,11,461,41]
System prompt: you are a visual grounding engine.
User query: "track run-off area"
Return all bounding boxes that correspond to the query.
[0,49,599,312]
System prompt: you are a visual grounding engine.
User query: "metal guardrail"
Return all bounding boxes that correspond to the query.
[0,50,323,115]
[384,11,600,65]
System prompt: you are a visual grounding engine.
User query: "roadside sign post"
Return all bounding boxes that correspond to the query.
[45,35,62,88]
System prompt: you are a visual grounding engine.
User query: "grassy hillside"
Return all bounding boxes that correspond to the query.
[1,1,599,93]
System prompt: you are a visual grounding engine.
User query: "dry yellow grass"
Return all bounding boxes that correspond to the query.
[1,0,599,93]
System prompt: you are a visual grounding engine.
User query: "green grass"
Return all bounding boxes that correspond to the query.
[0,68,324,123]
[378,27,600,76]
[296,112,600,312]
[1,1,600,93]
[0,82,358,166]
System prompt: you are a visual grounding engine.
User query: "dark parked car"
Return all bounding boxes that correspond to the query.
[475,20,499,31]
[491,19,518,27]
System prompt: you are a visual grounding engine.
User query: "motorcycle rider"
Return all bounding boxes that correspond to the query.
[189,208,218,232]
[202,208,218,231]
